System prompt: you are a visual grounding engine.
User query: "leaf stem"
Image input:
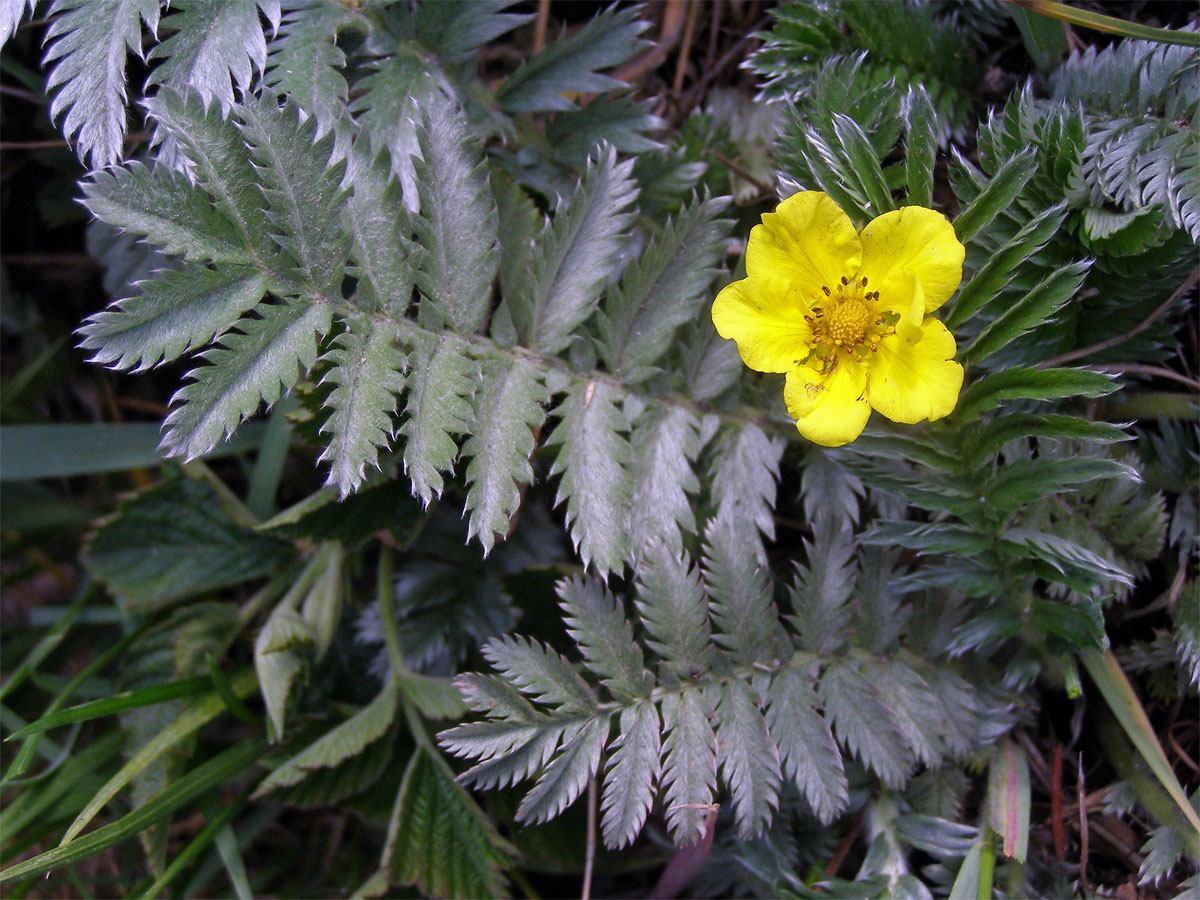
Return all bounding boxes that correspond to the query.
[977,827,996,900]
[582,776,597,900]
[376,544,404,675]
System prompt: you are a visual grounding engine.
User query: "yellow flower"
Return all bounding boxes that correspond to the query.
[712,191,966,447]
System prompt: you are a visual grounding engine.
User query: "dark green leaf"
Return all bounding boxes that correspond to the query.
[84,474,294,609]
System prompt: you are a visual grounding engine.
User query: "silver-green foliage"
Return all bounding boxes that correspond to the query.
[439,535,983,849]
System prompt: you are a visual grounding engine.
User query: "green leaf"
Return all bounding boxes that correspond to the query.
[627,404,700,557]
[954,367,1118,421]
[1080,649,1200,839]
[254,678,398,799]
[237,93,350,293]
[399,332,477,505]
[944,202,1067,332]
[80,162,255,265]
[462,353,548,553]
[350,49,453,211]
[597,194,730,382]
[517,714,609,824]
[147,0,267,112]
[42,0,160,169]
[412,92,499,334]
[78,266,271,373]
[161,299,332,460]
[342,146,419,317]
[860,521,991,557]
[299,541,345,661]
[482,635,596,714]
[819,661,914,788]
[903,86,937,208]
[959,260,1091,365]
[83,474,294,609]
[601,701,660,849]
[409,0,531,65]
[492,173,541,344]
[318,318,405,496]
[717,679,782,837]
[708,423,784,564]
[513,145,638,354]
[789,514,857,655]
[254,599,315,742]
[546,379,631,576]
[635,541,713,679]
[384,749,515,900]
[264,0,357,135]
[660,688,717,844]
[967,414,1129,464]
[703,517,778,666]
[545,92,663,163]
[0,424,263,482]
[985,457,1139,512]
[59,668,258,845]
[495,5,648,113]
[558,576,649,701]
[4,677,213,740]
[986,738,1030,861]
[766,667,848,824]
[952,147,1038,244]
[144,89,273,257]
[831,112,895,216]
[0,737,264,885]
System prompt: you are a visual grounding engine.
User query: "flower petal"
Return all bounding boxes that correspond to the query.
[747,191,861,289]
[859,206,964,313]
[711,275,815,374]
[867,316,964,424]
[784,360,870,447]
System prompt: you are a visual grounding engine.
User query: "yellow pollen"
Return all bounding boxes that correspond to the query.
[825,298,870,348]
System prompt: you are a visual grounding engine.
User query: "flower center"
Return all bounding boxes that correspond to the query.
[801,275,898,371]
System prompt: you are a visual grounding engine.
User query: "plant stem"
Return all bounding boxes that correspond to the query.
[977,827,996,900]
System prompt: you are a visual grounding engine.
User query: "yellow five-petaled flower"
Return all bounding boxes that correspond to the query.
[712,191,966,447]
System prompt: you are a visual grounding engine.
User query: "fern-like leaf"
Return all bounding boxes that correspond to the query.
[144,90,273,259]
[147,0,268,113]
[708,423,784,564]
[516,714,609,824]
[482,634,596,714]
[546,379,631,576]
[78,266,271,373]
[597,193,730,382]
[43,0,159,169]
[80,162,255,265]
[717,679,782,837]
[789,513,857,655]
[237,94,350,293]
[399,332,477,505]
[634,541,713,679]
[704,517,779,666]
[765,667,848,823]
[601,701,661,849]
[660,688,718,844]
[342,145,419,316]
[558,577,649,701]
[350,49,453,210]
[495,4,649,113]
[412,92,499,335]
[627,404,700,557]
[512,145,637,354]
[384,748,515,900]
[264,0,357,136]
[819,661,913,788]
[463,353,548,553]
[161,299,332,459]
[317,318,406,496]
